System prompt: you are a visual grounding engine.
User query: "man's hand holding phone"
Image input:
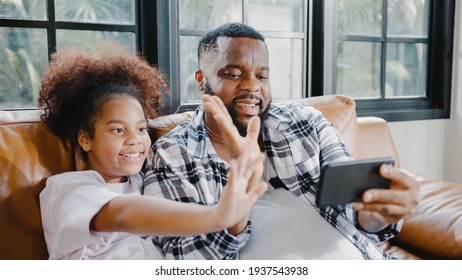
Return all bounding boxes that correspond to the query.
[316,157,420,233]
[316,157,396,207]
[354,164,420,233]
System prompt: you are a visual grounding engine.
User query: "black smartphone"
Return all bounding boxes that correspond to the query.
[316,157,395,207]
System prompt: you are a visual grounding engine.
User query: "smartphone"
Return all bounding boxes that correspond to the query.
[315,157,395,207]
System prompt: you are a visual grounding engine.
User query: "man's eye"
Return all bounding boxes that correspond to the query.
[139,127,147,132]
[225,73,241,79]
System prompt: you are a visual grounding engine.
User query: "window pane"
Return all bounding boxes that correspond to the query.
[179,0,241,30]
[179,35,201,103]
[266,38,303,100]
[55,0,134,24]
[0,27,47,108]
[387,0,429,37]
[247,0,304,32]
[336,41,381,98]
[385,43,427,97]
[0,0,46,20]
[56,30,136,54]
[337,0,382,36]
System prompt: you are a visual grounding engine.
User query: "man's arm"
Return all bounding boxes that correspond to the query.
[314,109,419,237]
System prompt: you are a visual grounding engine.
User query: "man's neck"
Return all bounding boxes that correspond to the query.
[204,121,233,162]
[205,121,265,163]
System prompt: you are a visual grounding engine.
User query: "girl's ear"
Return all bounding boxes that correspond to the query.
[78,130,91,152]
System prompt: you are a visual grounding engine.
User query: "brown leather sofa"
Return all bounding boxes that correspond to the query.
[1,95,461,260]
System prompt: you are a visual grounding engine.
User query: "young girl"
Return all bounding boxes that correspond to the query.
[38,48,267,260]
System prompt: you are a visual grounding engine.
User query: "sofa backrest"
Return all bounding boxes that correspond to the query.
[0,94,361,259]
[0,110,75,259]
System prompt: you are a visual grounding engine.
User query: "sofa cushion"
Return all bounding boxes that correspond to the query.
[391,171,462,259]
[149,111,194,141]
[0,110,75,259]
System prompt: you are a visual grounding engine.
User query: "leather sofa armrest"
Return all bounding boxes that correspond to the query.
[358,117,462,259]
[356,116,400,168]
[391,171,462,259]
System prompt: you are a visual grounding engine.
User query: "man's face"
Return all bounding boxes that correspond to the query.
[199,37,272,135]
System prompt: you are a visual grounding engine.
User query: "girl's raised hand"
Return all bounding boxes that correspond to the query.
[214,143,267,234]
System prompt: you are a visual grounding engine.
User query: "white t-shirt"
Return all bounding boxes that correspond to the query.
[239,160,364,260]
[40,170,163,260]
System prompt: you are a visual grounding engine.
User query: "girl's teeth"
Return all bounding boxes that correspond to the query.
[123,153,140,158]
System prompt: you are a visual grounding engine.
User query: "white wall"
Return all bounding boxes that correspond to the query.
[387,2,462,182]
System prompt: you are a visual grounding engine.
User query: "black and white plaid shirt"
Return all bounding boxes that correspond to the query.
[143,102,401,260]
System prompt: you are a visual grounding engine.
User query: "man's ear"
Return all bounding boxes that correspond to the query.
[195,68,205,92]
[78,130,91,152]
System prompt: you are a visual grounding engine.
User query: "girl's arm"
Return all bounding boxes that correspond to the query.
[91,145,267,236]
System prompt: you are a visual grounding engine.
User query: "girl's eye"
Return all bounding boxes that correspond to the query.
[139,127,147,133]
[112,128,124,134]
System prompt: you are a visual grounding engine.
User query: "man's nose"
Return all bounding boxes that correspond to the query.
[240,73,260,92]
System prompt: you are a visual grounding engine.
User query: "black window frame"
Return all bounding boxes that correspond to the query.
[0,0,150,110]
[1,0,455,121]
[0,0,141,63]
[311,0,455,122]
[154,0,309,115]
[156,0,455,120]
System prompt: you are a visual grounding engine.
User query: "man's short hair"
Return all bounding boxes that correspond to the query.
[198,22,266,67]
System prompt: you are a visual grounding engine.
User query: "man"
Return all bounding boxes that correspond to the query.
[143,23,420,260]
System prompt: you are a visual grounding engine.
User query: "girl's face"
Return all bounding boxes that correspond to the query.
[79,95,151,183]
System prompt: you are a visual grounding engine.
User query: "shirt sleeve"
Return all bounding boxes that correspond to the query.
[143,141,251,260]
[311,108,402,241]
[312,108,353,166]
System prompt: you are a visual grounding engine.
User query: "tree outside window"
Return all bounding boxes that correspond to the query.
[0,0,135,109]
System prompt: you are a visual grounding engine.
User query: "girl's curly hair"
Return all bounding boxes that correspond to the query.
[38,47,169,155]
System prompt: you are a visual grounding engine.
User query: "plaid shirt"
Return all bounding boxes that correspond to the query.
[143,102,401,260]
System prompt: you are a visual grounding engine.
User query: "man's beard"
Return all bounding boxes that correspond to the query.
[204,81,270,136]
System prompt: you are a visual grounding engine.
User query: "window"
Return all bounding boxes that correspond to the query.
[313,0,455,121]
[159,0,454,120]
[0,0,137,109]
[157,0,307,113]
[0,0,455,121]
